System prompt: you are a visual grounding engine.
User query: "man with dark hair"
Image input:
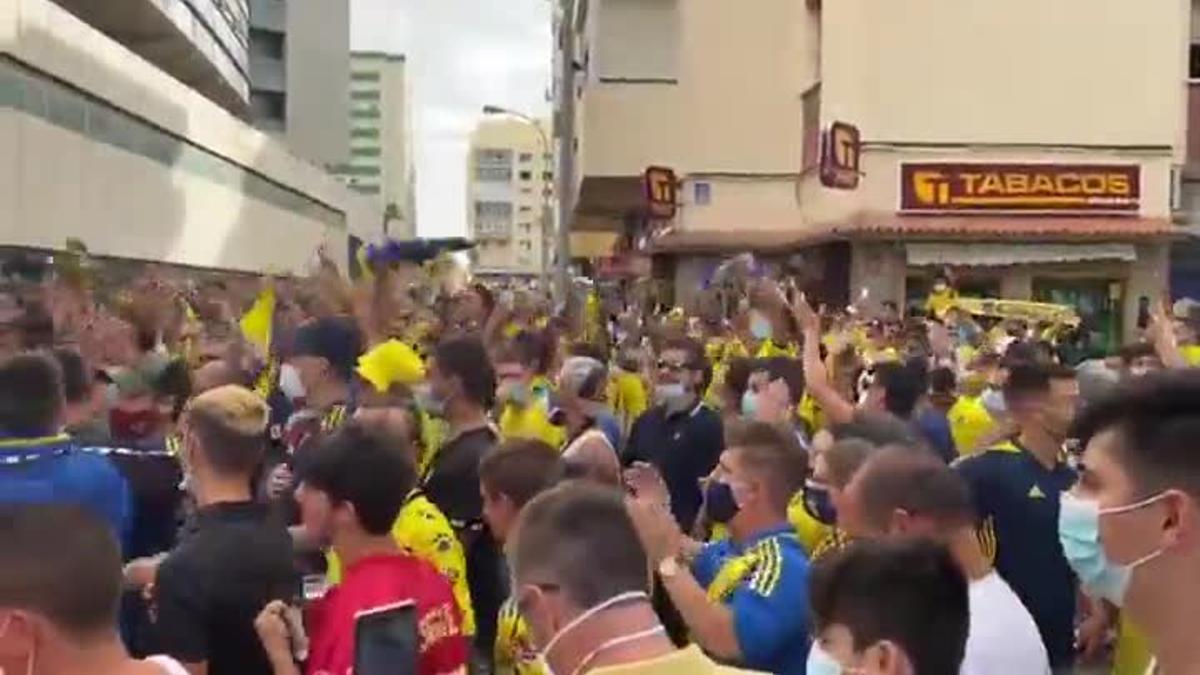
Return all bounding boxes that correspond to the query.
[624,337,723,532]
[147,386,295,675]
[511,484,753,674]
[0,352,131,548]
[422,336,504,661]
[1063,370,1200,674]
[839,448,1050,675]
[808,538,970,675]
[0,504,193,675]
[478,439,564,674]
[51,347,110,445]
[255,423,467,675]
[954,362,1082,671]
[627,421,811,674]
[741,357,805,432]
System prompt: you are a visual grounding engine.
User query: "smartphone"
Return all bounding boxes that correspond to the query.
[353,600,419,675]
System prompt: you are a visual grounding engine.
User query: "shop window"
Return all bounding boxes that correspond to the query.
[801,84,821,171]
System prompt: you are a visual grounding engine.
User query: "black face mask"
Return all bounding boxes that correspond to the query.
[705,480,740,524]
[803,480,837,525]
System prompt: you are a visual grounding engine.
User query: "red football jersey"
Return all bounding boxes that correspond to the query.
[305,553,468,675]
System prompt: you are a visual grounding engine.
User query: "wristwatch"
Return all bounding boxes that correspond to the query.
[658,555,681,579]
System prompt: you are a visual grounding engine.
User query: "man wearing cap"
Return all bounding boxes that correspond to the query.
[556,356,621,485]
[265,317,364,504]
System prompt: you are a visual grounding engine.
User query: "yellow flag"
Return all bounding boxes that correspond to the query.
[239,285,275,355]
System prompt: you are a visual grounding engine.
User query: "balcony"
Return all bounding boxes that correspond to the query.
[50,0,250,114]
[574,79,680,229]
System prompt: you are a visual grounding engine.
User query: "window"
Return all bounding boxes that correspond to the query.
[801,84,822,171]
[543,171,554,181]
[341,165,380,176]
[521,187,533,195]
[351,71,380,82]
[250,91,285,122]
[519,152,534,162]
[249,29,285,59]
[351,184,381,195]
[1191,44,1200,79]
[351,107,380,120]
[351,128,380,139]
[351,90,380,101]
[520,241,533,251]
[519,170,533,181]
[352,147,381,157]
[520,205,533,213]
[476,166,512,181]
[694,182,711,205]
[520,223,532,233]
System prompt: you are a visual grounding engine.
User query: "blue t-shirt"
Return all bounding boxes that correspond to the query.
[691,525,811,675]
[0,435,132,550]
[954,445,1078,668]
[914,408,956,463]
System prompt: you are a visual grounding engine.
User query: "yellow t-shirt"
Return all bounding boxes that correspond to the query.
[947,395,995,456]
[592,645,761,674]
[1180,344,1200,366]
[925,288,959,318]
[499,401,567,450]
[1112,617,1153,675]
[609,370,649,437]
[326,492,475,636]
[787,491,833,555]
[494,597,544,675]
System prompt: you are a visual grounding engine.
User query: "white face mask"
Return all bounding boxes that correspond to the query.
[279,364,306,403]
[531,591,661,675]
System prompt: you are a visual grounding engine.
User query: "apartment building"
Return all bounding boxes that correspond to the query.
[247,0,349,168]
[3,0,378,273]
[466,118,554,278]
[557,0,1187,347]
[335,52,416,240]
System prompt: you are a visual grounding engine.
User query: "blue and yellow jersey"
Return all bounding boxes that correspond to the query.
[495,597,544,675]
[953,446,1077,669]
[327,491,475,636]
[499,402,566,450]
[754,339,797,359]
[947,395,995,456]
[691,525,811,675]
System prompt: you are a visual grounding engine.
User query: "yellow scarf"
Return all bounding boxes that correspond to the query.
[705,549,762,603]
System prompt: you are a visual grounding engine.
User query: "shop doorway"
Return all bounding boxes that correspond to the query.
[1033,279,1122,356]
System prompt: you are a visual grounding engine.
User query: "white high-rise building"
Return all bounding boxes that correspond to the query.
[336,52,416,240]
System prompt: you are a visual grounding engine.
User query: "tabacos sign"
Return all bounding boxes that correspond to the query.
[900,163,1140,213]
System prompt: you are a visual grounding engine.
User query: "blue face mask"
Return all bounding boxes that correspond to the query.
[1058,491,1166,605]
[750,313,772,341]
[740,391,759,419]
[804,479,838,525]
[704,479,741,524]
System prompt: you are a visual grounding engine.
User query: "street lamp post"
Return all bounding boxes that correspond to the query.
[482,105,562,300]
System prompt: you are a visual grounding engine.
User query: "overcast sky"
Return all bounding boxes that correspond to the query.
[350,0,553,237]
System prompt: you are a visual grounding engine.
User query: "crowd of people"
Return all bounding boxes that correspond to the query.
[1,251,1199,675]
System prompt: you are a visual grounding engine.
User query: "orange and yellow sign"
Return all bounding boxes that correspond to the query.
[644,166,678,220]
[900,163,1140,213]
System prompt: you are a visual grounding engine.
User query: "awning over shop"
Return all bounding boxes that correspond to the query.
[570,231,620,259]
[905,242,1138,267]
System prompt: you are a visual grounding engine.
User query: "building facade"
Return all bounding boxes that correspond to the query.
[466,118,554,278]
[558,0,1187,347]
[247,0,349,168]
[3,0,378,273]
[48,0,251,114]
[335,52,416,240]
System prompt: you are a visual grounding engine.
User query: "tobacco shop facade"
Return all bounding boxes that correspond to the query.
[833,157,1176,352]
